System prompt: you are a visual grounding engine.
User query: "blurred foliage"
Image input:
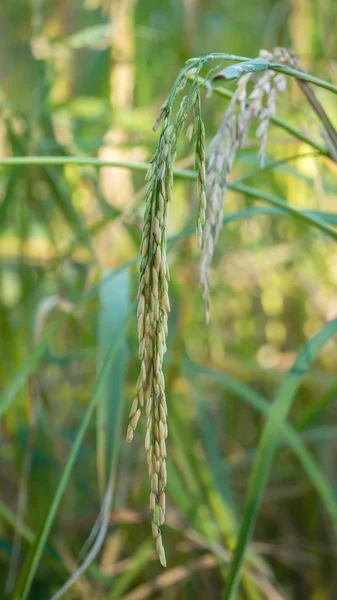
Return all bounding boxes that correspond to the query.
[1,1,337,599]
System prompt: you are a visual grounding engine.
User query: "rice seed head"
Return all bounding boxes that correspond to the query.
[128,96,189,564]
[127,49,291,563]
[200,49,286,321]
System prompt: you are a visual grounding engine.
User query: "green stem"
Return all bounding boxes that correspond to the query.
[186,53,337,94]
[198,54,337,95]
[1,157,337,242]
[0,156,197,180]
[12,303,136,600]
[0,156,151,171]
[270,62,337,95]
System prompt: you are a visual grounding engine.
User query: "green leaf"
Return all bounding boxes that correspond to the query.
[232,183,337,242]
[222,317,337,599]
[212,58,269,82]
[169,205,337,249]
[195,389,236,520]
[108,541,153,600]
[12,302,134,600]
[0,502,34,544]
[42,165,96,257]
[185,355,337,541]
[0,261,137,422]
[97,269,130,490]
[0,168,20,231]
[295,383,337,430]
[0,323,59,420]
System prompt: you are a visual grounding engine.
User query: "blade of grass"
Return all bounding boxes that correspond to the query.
[45,271,131,600]
[301,426,337,442]
[221,317,337,599]
[12,301,135,600]
[193,389,237,543]
[231,182,337,242]
[170,399,238,544]
[197,392,236,515]
[169,410,223,542]
[186,357,337,529]
[108,541,153,600]
[189,53,337,95]
[169,206,337,248]
[0,322,59,420]
[0,168,20,231]
[6,124,96,257]
[0,260,137,420]
[234,152,319,184]
[295,384,337,430]
[42,165,96,257]
[0,503,34,545]
[269,61,337,95]
[97,269,130,490]
[49,478,114,600]
[0,156,153,170]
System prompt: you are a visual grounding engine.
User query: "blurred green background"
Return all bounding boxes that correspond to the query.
[1,1,337,598]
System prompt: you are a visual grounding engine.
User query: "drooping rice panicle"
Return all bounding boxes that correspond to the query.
[200,73,251,321]
[200,49,286,321]
[126,69,202,565]
[127,49,298,563]
[126,117,172,566]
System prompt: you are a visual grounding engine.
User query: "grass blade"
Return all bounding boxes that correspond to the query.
[42,165,96,257]
[295,383,337,430]
[97,269,130,490]
[108,541,153,600]
[222,317,337,599]
[0,503,34,545]
[0,261,137,421]
[169,206,337,248]
[0,323,59,420]
[231,183,337,242]
[185,358,337,539]
[12,302,134,600]
[197,397,235,513]
[48,266,130,599]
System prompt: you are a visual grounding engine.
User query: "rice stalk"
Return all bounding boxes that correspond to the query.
[126,47,324,564]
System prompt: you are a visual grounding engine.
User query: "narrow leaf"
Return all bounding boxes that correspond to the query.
[12,302,134,600]
[97,269,130,490]
[185,359,337,535]
[223,317,337,599]
[213,58,269,82]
